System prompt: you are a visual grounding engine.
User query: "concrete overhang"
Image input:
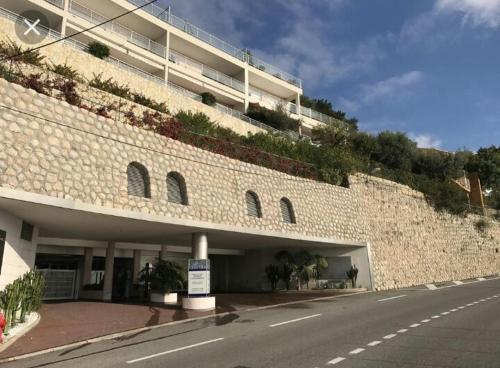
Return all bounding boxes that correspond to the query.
[0,188,366,250]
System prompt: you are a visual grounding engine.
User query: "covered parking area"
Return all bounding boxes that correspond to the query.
[0,188,373,306]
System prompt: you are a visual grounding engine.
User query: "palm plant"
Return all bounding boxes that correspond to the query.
[140,259,186,294]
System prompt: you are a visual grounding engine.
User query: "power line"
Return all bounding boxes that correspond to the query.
[0,0,160,63]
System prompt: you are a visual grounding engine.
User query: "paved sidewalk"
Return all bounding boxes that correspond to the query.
[0,290,357,359]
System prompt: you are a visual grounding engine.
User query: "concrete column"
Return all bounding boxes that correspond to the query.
[192,233,208,260]
[132,249,141,284]
[296,93,301,117]
[61,0,69,37]
[164,31,170,82]
[244,67,249,112]
[159,244,168,260]
[81,247,93,287]
[103,241,115,302]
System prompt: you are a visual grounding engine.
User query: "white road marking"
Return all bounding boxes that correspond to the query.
[453,281,464,285]
[410,323,420,328]
[269,313,321,327]
[328,357,346,365]
[126,338,224,364]
[397,329,408,333]
[477,277,486,281]
[378,295,407,302]
[349,348,365,355]
[473,301,479,304]
[493,295,499,298]
[425,284,438,290]
[431,315,441,318]
[467,303,474,306]
[383,334,397,339]
[480,299,487,302]
[427,276,500,291]
[441,312,450,315]
[450,309,458,312]
[421,319,431,323]
[367,341,382,346]
[458,306,465,309]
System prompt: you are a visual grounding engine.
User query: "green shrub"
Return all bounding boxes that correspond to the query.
[132,93,168,113]
[0,39,45,66]
[88,73,130,98]
[246,104,300,132]
[86,41,110,59]
[139,259,186,293]
[48,62,81,81]
[201,92,216,106]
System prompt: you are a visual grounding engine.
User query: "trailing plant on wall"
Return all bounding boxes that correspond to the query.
[0,39,45,66]
[86,41,110,59]
[88,73,131,99]
[48,62,82,81]
[0,270,45,334]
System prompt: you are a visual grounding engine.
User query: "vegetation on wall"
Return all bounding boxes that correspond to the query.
[0,270,45,334]
[86,41,110,59]
[0,41,497,217]
[200,92,216,106]
[301,95,358,129]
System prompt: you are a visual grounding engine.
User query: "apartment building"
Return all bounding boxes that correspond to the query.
[2,0,338,136]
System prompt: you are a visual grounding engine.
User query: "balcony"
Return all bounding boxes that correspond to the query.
[126,0,301,89]
[68,1,166,58]
[169,50,245,93]
[44,0,64,8]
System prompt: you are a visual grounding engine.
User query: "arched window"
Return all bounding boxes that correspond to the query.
[127,162,151,198]
[245,191,262,218]
[166,172,188,205]
[280,197,296,224]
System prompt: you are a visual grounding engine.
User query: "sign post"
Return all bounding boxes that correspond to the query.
[188,259,210,297]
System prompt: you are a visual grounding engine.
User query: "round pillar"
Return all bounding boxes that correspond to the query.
[192,232,208,259]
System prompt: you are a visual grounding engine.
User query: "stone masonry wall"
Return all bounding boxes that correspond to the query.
[0,17,264,137]
[0,79,363,241]
[350,175,500,290]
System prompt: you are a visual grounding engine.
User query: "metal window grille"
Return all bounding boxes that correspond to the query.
[167,172,188,205]
[280,198,296,224]
[246,191,261,218]
[127,162,151,198]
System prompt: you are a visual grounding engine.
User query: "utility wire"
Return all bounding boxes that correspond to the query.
[0,0,161,63]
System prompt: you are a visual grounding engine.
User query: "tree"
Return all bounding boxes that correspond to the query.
[372,131,418,172]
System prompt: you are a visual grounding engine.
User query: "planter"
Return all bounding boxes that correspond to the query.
[150,292,178,305]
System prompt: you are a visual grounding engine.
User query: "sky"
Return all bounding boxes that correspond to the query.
[159,0,500,151]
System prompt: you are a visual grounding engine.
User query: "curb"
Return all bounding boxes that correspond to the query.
[0,313,40,355]
[0,290,370,363]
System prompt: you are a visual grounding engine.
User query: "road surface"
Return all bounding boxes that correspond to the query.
[4,277,500,368]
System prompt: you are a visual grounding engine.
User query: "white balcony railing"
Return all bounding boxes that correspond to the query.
[44,0,64,9]
[169,51,245,93]
[126,0,302,88]
[68,1,166,58]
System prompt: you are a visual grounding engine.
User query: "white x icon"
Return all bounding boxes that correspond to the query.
[23,19,41,36]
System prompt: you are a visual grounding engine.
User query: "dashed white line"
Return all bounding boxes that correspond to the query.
[269,314,321,327]
[431,315,441,319]
[383,334,397,339]
[349,348,365,355]
[458,306,465,309]
[467,303,474,306]
[328,357,346,365]
[450,309,458,312]
[126,338,224,364]
[367,340,382,346]
[397,329,408,333]
[410,323,420,328]
[441,312,450,315]
[421,319,431,323]
[480,299,487,302]
[473,301,479,304]
[378,295,407,302]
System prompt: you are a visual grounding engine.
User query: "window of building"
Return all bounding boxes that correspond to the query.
[127,162,151,198]
[20,221,34,241]
[166,172,188,205]
[280,197,296,224]
[246,191,262,218]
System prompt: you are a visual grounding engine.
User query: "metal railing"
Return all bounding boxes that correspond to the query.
[169,51,244,93]
[44,0,65,8]
[126,0,302,88]
[68,1,166,57]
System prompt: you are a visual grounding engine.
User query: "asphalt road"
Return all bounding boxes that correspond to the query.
[4,277,500,368]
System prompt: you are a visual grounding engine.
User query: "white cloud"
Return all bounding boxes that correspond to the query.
[410,133,443,149]
[360,71,424,104]
[436,0,500,28]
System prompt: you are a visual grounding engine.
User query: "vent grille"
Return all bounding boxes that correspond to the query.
[127,162,150,198]
[167,172,188,205]
[280,198,296,224]
[246,191,261,218]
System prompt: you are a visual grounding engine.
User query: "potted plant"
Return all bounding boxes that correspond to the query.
[140,259,186,305]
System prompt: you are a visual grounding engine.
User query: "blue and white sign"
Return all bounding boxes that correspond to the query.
[188,259,210,296]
